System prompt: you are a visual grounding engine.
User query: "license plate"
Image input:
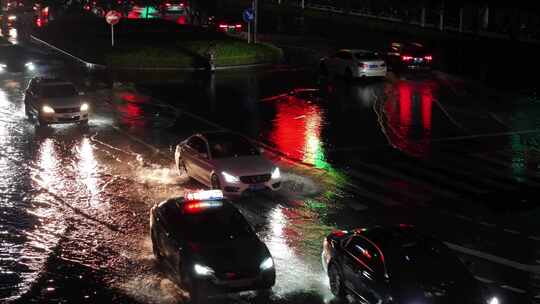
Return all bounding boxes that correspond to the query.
[249,184,265,190]
[369,64,378,68]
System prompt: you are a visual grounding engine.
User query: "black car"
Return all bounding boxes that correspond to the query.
[385,42,433,71]
[322,225,499,304]
[150,190,275,303]
[0,45,36,73]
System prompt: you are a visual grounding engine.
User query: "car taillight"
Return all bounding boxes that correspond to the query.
[401,55,413,61]
[218,24,227,29]
[235,24,242,29]
[424,55,433,61]
[358,63,368,68]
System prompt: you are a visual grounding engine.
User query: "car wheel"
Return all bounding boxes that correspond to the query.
[211,174,221,190]
[320,62,328,76]
[328,262,346,299]
[151,232,163,262]
[345,68,353,82]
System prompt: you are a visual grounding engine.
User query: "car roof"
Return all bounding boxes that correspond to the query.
[354,224,428,252]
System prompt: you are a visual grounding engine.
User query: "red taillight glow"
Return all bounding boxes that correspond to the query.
[219,24,227,29]
[184,201,223,213]
[235,24,242,28]
[424,55,433,61]
[401,55,413,61]
[331,230,347,237]
[358,63,368,69]
[165,3,171,6]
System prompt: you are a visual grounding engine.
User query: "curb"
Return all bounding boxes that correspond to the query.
[30,35,107,69]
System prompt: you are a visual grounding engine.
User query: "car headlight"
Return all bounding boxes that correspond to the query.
[0,63,7,69]
[80,103,89,112]
[271,167,280,179]
[7,15,16,21]
[25,62,35,71]
[260,257,274,270]
[42,105,55,114]
[486,296,499,304]
[222,171,239,183]
[194,264,214,276]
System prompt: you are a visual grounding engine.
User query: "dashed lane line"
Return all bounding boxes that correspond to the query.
[445,242,540,274]
[500,285,527,294]
[474,276,494,284]
[529,236,540,242]
[480,221,497,228]
[503,228,521,235]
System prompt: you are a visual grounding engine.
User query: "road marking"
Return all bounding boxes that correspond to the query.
[529,236,540,241]
[480,221,496,228]
[445,242,540,274]
[474,276,494,284]
[454,214,473,222]
[503,228,521,235]
[500,285,527,294]
[535,294,540,299]
[432,129,540,142]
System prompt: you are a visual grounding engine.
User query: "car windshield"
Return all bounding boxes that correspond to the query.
[354,52,381,61]
[40,84,78,98]
[170,205,254,241]
[207,134,259,158]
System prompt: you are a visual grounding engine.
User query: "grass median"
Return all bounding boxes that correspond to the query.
[33,11,283,69]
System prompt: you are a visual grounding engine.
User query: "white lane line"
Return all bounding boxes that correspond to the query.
[480,221,496,228]
[474,276,494,284]
[503,228,521,235]
[500,285,527,294]
[444,242,540,274]
[432,129,540,142]
[454,214,473,222]
[529,236,540,241]
[535,294,540,299]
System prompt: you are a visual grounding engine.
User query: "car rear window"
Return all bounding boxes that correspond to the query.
[165,203,254,241]
[354,52,382,61]
[39,84,77,98]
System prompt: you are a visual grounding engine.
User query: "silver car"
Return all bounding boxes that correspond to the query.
[24,77,89,125]
[175,131,282,195]
[320,49,387,79]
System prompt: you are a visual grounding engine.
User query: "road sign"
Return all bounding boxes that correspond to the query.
[105,10,122,25]
[242,8,254,23]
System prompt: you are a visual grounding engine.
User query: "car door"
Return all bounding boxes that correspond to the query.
[160,209,184,282]
[185,136,212,185]
[351,237,387,304]
[183,136,206,182]
[341,236,364,293]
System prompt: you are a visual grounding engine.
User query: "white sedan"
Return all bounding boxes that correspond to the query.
[175,131,282,195]
[320,49,387,79]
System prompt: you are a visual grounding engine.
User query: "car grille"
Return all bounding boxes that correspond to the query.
[54,107,80,114]
[240,174,271,184]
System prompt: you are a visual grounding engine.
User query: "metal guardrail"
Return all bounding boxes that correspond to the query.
[269,1,540,44]
[29,35,107,70]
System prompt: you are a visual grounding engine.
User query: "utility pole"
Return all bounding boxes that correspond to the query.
[253,0,258,43]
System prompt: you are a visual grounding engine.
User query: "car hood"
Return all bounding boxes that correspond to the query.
[192,237,270,275]
[39,97,85,108]
[212,156,276,177]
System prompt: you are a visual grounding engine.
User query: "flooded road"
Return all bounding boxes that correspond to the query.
[1,32,540,303]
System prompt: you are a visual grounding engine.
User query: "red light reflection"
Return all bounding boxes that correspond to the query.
[379,81,435,157]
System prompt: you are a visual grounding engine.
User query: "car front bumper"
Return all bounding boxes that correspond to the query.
[194,269,276,295]
[39,111,89,124]
[221,178,282,195]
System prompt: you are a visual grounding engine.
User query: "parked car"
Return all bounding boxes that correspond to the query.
[208,16,243,33]
[24,77,89,125]
[322,224,499,304]
[175,131,281,195]
[385,42,433,70]
[320,49,387,80]
[150,190,275,303]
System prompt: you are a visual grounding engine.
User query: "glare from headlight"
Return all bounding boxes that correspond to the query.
[194,264,214,276]
[0,63,6,69]
[80,103,89,111]
[487,297,499,304]
[260,257,274,270]
[271,167,280,179]
[42,105,55,114]
[8,15,16,21]
[222,171,239,183]
[25,62,35,71]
